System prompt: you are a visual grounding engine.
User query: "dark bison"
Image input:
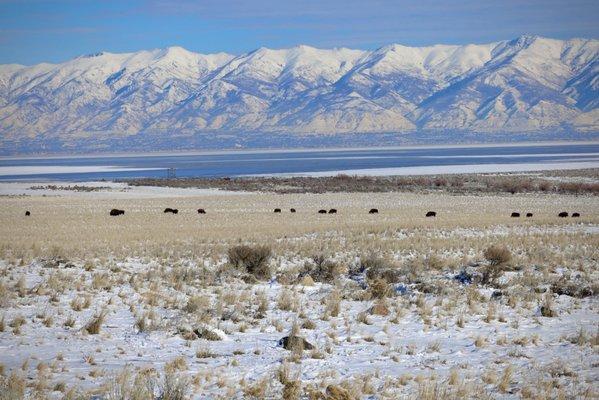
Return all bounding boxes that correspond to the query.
[526,213,533,217]
[290,208,296,213]
[558,212,568,218]
[25,211,31,216]
[369,208,378,214]
[572,212,580,218]
[426,211,436,217]
[511,212,520,218]
[110,209,124,216]
[318,209,327,214]
[274,208,282,213]
[164,208,178,214]
[197,209,206,214]
[328,209,337,214]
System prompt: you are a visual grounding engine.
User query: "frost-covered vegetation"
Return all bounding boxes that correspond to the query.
[0,184,597,399]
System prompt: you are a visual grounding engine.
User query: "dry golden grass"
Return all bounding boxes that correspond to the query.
[1,191,597,262]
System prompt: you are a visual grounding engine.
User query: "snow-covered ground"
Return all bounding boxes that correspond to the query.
[0,181,245,198]
[0,185,597,398]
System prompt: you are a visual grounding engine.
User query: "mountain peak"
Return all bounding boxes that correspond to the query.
[0,36,596,152]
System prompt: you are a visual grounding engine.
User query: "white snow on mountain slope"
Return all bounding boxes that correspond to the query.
[0,36,597,145]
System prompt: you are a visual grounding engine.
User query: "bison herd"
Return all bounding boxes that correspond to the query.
[509,211,581,218]
[21,208,586,219]
[102,209,583,218]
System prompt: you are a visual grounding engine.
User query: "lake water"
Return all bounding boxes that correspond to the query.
[1,143,598,181]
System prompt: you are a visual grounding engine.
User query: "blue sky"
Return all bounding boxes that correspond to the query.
[1,0,598,65]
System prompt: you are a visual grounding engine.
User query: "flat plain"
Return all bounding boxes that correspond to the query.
[0,178,597,399]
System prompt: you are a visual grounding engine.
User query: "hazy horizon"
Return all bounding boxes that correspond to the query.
[1,0,598,65]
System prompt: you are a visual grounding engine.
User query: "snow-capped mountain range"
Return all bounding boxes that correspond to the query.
[0,35,597,151]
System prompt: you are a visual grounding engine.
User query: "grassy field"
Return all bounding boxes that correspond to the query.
[1,190,597,261]
[0,185,598,399]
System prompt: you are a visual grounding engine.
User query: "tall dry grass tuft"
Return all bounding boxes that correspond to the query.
[482,245,512,285]
[84,310,107,335]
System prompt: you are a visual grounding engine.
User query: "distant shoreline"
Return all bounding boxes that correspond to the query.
[1,139,598,161]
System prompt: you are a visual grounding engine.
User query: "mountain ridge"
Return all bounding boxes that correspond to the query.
[1,35,597,153]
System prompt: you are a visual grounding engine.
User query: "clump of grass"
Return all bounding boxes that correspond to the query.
[106,367,153,399]
[195,344,216,359]
[9,315,26,334]
[368,278,392,299]
[540,293,558,317]
[482,245,511,285]
[165,357,188,373]
[278,362,301,400]
[324,289,341,318]
[64,315,76,328]
[84,310,107,335]
[184,295,210,314]
[361,255,401,283]
[277,289,297,312]
[302,319,316,330]
[484,245,512,266]
[307,255,346,283]
[0,282,10,307]
[0,371,26,399]
[42,314,53,327]
[160,369,188,400]
[474,335,487,348]
[497,365,513,393]
[228,245,272,280]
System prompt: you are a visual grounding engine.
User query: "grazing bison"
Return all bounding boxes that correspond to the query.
[511,212,520,218]
[328,209,337,214]
[25,211,31,216]
[274,208,282,213]
[369,208,379,214]
[572,212,580,217]
[558,212,568,218]
[164,208,178,214]
[318,209,327,214]
[290,208,296,213]
[197,209,206,214]
[526,213,533,217]
[109,209,124,216]
[425,211,436,217]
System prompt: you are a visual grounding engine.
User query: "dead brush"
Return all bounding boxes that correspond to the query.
[228,245,272,280]
[184,294,210,314]
[368,278,392,299]
[482,245,512,285]
[0,371,26,399]
[278,362,301,399]
[242,376,269,399]
[277,288,297,312]
[323,289,342,318]
[361,255,402,283]
[84,310,107,334]
[0,281,10,307]
[540,293,557,317]
[306,255,346,282]
[9,315,26,334]
[256,291,268,317]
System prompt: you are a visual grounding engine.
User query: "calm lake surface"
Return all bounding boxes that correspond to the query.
[1,143,598,181]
